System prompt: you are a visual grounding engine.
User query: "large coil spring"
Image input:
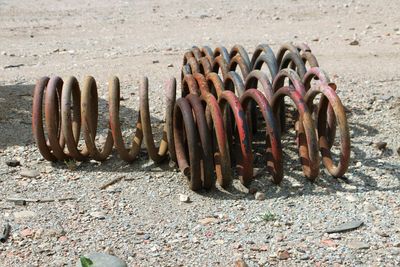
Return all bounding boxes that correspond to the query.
[177,43,350,190]
[32,76,176,164]
[32,43,350,191]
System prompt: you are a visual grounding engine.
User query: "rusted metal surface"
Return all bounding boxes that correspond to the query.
[177,43,350,189]
[32,42,350,191]
[32,75,176,164]
[240,89,283,184]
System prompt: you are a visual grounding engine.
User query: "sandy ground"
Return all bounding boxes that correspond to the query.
[0,0,399,266]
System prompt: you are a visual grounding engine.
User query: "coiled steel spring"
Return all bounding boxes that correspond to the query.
[32,43,350,191]
[32,76,176,164]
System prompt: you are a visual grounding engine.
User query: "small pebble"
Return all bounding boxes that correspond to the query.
[321,239,337,247]
[90,211,106,220]
[20,228,34,238]
[76,252,127,267]
[347,240,370,250]
[255,192,265,201]
[300,254,310,260]
[20,169,40,178]
[349,40,359,46]
[234,259,248,267]
[14,210,37,220]
[6,160,20,167]
[199,217,218,225]
[375,142,387,150]
[374,229,389,237]
[364,202,378,212]
[278,250,290,260]
[327,220,363,233]
[179,194,190,203]
[329,233,341,240]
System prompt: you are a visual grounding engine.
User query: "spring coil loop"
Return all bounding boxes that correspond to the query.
[32,42,350,191]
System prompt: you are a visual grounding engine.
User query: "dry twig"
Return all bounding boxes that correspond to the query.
[99,176,125,190]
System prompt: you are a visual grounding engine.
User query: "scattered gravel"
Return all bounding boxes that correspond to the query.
[1,0,399,266]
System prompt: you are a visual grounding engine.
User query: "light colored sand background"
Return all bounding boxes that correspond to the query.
[0,0,399,266]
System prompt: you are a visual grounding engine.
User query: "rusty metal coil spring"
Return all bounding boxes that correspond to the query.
[32,43,350,191]
[176,43,350,190]
[32,76,176,164]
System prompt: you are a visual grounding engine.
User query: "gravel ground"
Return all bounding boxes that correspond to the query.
[0,0,399,266]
